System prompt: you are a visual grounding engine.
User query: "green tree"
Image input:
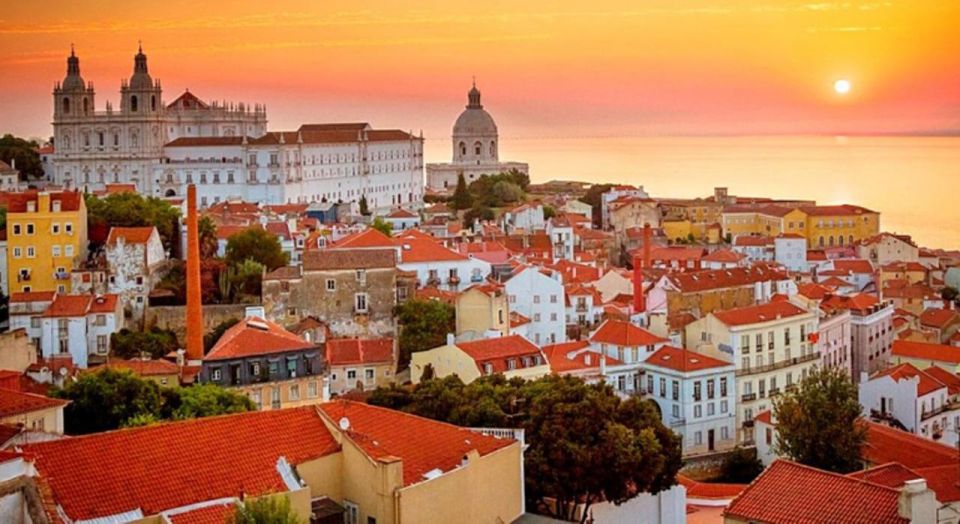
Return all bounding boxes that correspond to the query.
[233,496,302,524]
[359,194,371,216]
[205,318,241,353]
[225,228,289,270]
[370,216,393,237]
[774,366,866,473]
[717,447,763,483]
[161,383,255,419]
[463,205,495,225]
[198,215,219,258]
[579,183,614,227]
[491,180,523,204]
[942,286,959,302]
[451,173,474,210]
[110,327,180,360]
[394,299,455,364]
[52,368,163,435]
[86,192,181,250]
[0,134,43,179]
[542,205,557,220]
[724,232,733,244]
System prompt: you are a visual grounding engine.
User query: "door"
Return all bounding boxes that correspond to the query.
[708,429,715,452]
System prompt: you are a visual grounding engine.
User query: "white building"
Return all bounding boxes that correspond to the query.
[774,234,807,272]
[38,294,122,368]
[501,203,545,234]
[547,216,575,261]
[382,208,420,231]
[8,291,56,351]
[601,185,649,230]
[859,362,960,447]
[733,235,774,263]
[504,266,566,346]
[425,84,528,191]
[395,235,492,292]
[49,46,266,194]
[103,226,166,326]
[643,346,737,456]
[588,319,670,397]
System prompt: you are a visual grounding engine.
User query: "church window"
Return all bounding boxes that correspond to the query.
[151,95,157,111]
[113,134,119,146]
[474,141,482,155]
[459,142,466,156]
[490,141,496,157]
[130,95,138,112]
[98,132,104,146]
[131,133,138,147]
[62,97,71,114]
[83,98,89,114]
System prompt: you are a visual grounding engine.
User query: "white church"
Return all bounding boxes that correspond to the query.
[425,83,528,191]
[48,46,424,211]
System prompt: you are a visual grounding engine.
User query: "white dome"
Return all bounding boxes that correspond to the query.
[453,107,498,137]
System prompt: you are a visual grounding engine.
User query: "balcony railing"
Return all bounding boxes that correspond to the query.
[669,418,686,428]
[736,352,819,377]
[741,393,757,402]
[469,427,525,447]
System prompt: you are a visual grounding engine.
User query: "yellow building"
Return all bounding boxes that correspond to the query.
[410,334,550,384]
[662,219,693,243]
[7,191,88,294]
[801,205,880,249]
[456,283,510,338]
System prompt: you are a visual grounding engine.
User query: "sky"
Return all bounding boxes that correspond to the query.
[2,0,959,141]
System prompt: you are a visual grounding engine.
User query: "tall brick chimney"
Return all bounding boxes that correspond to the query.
[185,184,204,362]
[633,223,652,314]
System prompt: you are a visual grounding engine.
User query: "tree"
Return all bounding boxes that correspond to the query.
[359,194,371,216]
[724,232,733,244]
[370,216,393,237]
[717,447,764,483]
[161,383,255,419]
[394,299,455,364]
[942,286,958,302]
[451,173,474,210]
[198,215,219,258]
[491,180,523,204]
[52,368,163,435]
[225,228,289,270]
[110,327,179,360]
[86,192,180,250]
[463,205,495,226]
[542,205,557,220]
[233,496,302,524]
[579,183,614,227]
[205,318,241,353]
[0,134,44,179]
[773,366,866,473]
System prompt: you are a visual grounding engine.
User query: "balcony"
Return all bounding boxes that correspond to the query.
[54,271,70,281]
[741,393,757,402]
[575,303,589,312]
[669,418,686,428]
[736,352,819,377]
[448,275,461,286]
[17,274,31,283]
[469,427,525,447]
[742,420,755,428]
[470,274,483,283]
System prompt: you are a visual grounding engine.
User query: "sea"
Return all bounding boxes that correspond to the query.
[428,135,960,250]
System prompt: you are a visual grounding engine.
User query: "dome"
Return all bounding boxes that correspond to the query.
[128,45,154,90]
[61,49,85,91]
[453,84,497,137]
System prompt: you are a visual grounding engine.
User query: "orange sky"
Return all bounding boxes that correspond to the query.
[2,0,959,140]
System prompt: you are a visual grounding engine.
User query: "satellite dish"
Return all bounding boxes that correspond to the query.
[339,417,350,431]
[59,367,68,377]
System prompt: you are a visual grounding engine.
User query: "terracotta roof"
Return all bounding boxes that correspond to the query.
[702,248,744,263]
[106,226,156,246]
[0,388,67,417]
[724,460,907,524]
[455,335,545,374]
[325,338,394,366]
[819,293,882,315]
[808,250,829,262]
[167,502,235,524]
[398,237,468,263]
[863,420,957,469]
[649,246,707,262]
[386,208,418,219]
[713,301,808,327]
[88,294,119,314]
[303,248,396,271]
[821,276,855,288]
[329,228,396,249]
[891,340,960,364]
[677,475,746,500]
[920,308,959,329]
[665,266,787,293]
[797,283,833,300]
[541,341,623,373]
[41,295,91,317]
[644,346,732,373]
[801,204,877,216]
[832,259,875,274]
[205,317,316,361]
[264,221,291,241]
[166,90,210,110]
[6,191,83,213]
[319,400,514,487]
[99,359,179,377]
[262,265,302,281]
[9,291,56,303]
[509,311,531,328]
[847,463,923,488]
[24,407,340,521]
[164,136,245,147]
[923,365,960,395]
[590,319,668,347]
[872,362,945,396]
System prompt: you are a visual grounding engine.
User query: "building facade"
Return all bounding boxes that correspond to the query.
[6,192,87,294]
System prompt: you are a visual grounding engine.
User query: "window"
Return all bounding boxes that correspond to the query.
[354,293,368,313]
[26,224,34,235]
[12,224,20,235]
[250,362,261,376]
[659,377,666,398]
[720,377,728,396]
[344,502,359,524]
[65,245,74,257]
[693,381,702,401]
[550,294,558,303]
[95,314,106,326]
[26,247,35,258]
[289,384,300,401]
[672,380,679,401]
[707,380,715,399]
[721,400,728,413]
[52,223,60,234]
[12,247,20,258]
[211,368,222,381]
[533,295,541,304]
[356,270,366,284]
[326,279,336,291]
[647,375,654,394]
[672,404,680,418]
[365,368,375,380]
[65,223,73,234]
[96,335,108,353]
[707,403,715,416]
[52,245,61,257]
[695,431,702,445]
[347,369,357,380]
[694,405,702,418]
[308,381,318,398]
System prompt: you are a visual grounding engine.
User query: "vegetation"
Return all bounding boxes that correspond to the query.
[0,134,44,179]
[52,369,254,435]
[369,374,681,522]
[542,204,557,220]
[773,366,866,473]
[198,215,219,258]
[370,216,393,237]
[110,327,179,360]
[578,183,614,227]
[462,205,495,225]
[218,258,266,303]
[716,447,764,484]
[394,298,455,365]
[86,192,180,251]
[233,496,303,524]
[467,170,530,208]
[205,318,241,353]
[942,286,958,302]
[225,228,289,271]
[358,194,371,216]
[450,173,474,210]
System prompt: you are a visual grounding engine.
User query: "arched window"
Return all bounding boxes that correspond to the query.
[131,132,139,147]
[490,141,496,157]
[83,98,89,114]
[849,235,854,245]
[474,141,482,156]
[151,95,157,111]
[130,95,138,112]
[828,236,835,247]
[459,141,466,156]
[838,235,844,246]
[818,236,824,247]
[63,97,71,114]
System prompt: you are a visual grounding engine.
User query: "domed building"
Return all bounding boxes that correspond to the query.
[426,83,528,191]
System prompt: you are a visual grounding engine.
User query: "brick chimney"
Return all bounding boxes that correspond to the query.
[185,184,204,362]
[633,223,652,314]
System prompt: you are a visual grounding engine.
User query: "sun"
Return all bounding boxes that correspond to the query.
[833,79,851,95]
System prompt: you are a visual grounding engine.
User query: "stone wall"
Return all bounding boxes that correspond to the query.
[145,304,252,343]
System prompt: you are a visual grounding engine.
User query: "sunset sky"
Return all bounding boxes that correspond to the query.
[2,0,959,141]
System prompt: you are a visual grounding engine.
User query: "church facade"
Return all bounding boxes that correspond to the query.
[425,84,528,191]
[49,47,424,211]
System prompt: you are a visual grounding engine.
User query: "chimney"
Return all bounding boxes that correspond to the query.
[633,223,652,314]
[898,479,936,523]
[185,184,204,362]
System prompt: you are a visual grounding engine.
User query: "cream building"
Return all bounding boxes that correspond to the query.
[426,84,528,191]
[456,283,510,340]
[410,334,549,384]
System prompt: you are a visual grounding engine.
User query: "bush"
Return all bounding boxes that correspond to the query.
[717,447,763,483]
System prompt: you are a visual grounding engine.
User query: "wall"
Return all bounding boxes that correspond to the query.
[0,329,37,372]
[145,303,249,342]
[410,344,480,384]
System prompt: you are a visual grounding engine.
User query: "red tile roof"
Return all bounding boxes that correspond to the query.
[644,346,731,373]
[386,208,418,219]
[724,460,907,524]
[872,362,945,396]
[665,266,787,293]
[456,335,545,374]
[24,407,340,521]
[920,308,960,329]
[847,463,923,488]
[325,338,394,366]
[703,248,744,263]
[891,340,960,364]
[106,226,156,246]
[819,293,881,315]
[590,319,668,347]
[99,359,179,377]
[649,246,707,262]
[302,248,396,270]
[923,365,960,395]
[713,301,808,327]
[832,259,875,274]
[41,295,91,318]
[0,388,67,417]
[541,341,623,373]
[398,237,468,263]
[319,401,515,487]
[800,204,877,216]
[733,236,773,247]
[6,191,83,213]
[329,228,396,249]
[167,502,235,524]
[863,420,957,469]
[205,317,315,361]
[677,475,746,500]
[9,291,56,303]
